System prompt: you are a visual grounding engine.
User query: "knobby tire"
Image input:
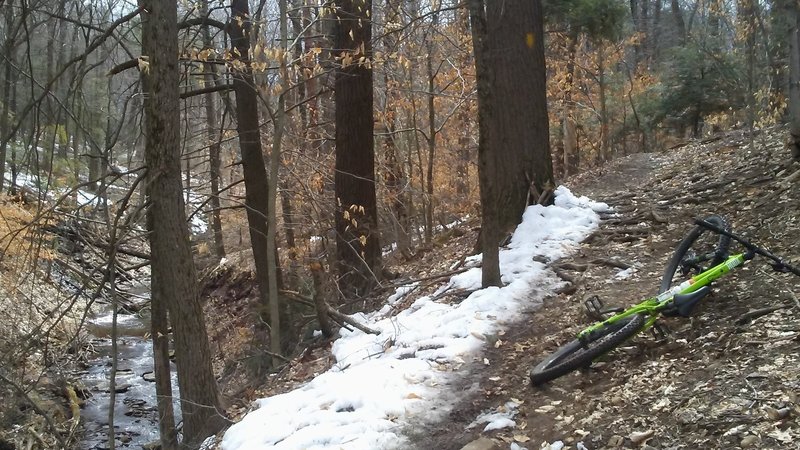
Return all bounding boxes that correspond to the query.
[659,215,732,293]
[530,313,646,385]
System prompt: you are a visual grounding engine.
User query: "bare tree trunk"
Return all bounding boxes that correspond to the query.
[640,0,650,60]
[471,0,554,287]
[485,0,554,222]
[0,1,14,193]
[598,43,611,163]
[468,0,500,287]
[563,31,579,176]
[151,282,178,450]
[202,0,225,259]
[333,0,382,296]
[787,0,800,159]
[141,1,227,446]
[740,0,757,143]
[382,1,410,257]
[424,15,438,246]
[671,0,686,44]
[651,0,662,62]
[630,0,642,64]
[228,0,285,368]
[9,60,18,195]
[280,0,308,289]
[267,0,291,362]
[455,108,471,196]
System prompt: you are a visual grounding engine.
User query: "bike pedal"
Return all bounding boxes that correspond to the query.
[584,295,604,319]
[650,322,671,341]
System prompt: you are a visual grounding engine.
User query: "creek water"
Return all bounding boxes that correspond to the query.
[79,284,180,449]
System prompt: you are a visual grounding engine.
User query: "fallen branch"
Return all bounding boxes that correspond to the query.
[305,263,379,336]
[649,208,668,223]
[326,308,380,335]
[553,262,588,272]
[280,290,315,308]
[394,267,470,285]
[554,282,579,296]
[590,257,632,270]
[553,268,577,285]
[585,228,648,244]
[735,305,786,325]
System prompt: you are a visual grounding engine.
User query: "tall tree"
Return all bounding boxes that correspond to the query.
[468,0,499,286]
[333,0,382,296]
[471,0,555,287]
[381,0,412,257]
[227,0,286,365]
[140,0,227,446]
[0,0,17,193]
[785,0,800,160]
[670,0,686,43]
[201,0,226,260]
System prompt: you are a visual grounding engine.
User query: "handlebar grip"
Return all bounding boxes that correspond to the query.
[777,262,800,277]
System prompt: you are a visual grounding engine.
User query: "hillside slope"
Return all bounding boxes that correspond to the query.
[206,126,799,450]
[419,127,800,449]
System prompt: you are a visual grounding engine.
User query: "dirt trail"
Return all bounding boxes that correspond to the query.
[412,128,800,450]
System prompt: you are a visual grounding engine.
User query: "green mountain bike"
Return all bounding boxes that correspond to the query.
[530,215,800,385]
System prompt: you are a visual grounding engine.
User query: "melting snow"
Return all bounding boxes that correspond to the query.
[220,186,610,450]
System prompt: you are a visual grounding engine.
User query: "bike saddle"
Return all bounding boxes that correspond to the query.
[663,286,711,317]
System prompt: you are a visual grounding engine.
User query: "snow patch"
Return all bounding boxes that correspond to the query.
[467,400,520,433]
[221,186,608,450]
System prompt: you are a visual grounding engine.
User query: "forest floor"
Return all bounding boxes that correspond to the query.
[206,125,800,450]
[407,127,800,450]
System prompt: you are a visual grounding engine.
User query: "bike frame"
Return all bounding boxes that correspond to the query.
[576,252,747,341]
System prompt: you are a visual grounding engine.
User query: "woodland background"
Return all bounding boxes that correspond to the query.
[1,0,800,449]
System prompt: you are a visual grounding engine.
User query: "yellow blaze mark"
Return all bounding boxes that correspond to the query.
[526,32,535,48]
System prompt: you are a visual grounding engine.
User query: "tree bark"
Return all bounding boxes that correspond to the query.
[228,0,285,366]
[671,0,686,44]
[333,0,382,296]
[424,13,438,246]
[468,0,500,287]
[140,1,227,446]
[563,30,579,176]
[485,0,554,228]
[787,0,800,159]
[471,0,554,287]
[150,278,178,450]
[382,1,410,255]
[267,0,290,362]
[202,0,226,259]
[598,43,611,163]
[0,1,15,193]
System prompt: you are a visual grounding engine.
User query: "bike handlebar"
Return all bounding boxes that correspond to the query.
[694,218,800,277]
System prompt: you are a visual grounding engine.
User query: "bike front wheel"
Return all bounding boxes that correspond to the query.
[530,313,646,385]
[659,215,732,293]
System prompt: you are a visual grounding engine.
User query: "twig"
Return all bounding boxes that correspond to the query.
[0,372,65,448]
[280,290,315,308]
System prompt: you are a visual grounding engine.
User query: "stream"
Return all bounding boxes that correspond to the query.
[78,282,180,449]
